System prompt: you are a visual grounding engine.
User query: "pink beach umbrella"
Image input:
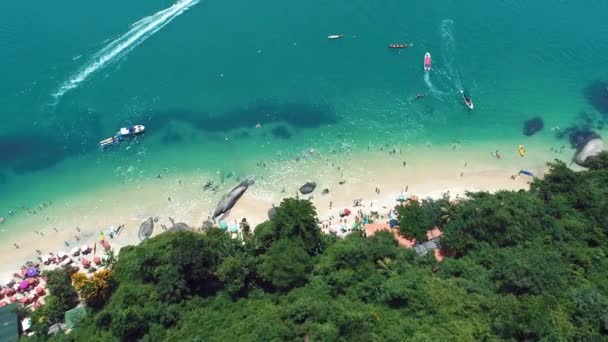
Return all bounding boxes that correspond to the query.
[19,296,29,305]
[0,301,7,307]
[35,287,45,296]
[93,256,101,265]
[3,287,15,296]
[18,280,29,291]
[9,296,17,303]
[33,301,41,310]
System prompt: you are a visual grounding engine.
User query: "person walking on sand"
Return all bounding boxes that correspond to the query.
[13,243,19,249]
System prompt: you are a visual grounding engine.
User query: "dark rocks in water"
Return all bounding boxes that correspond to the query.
[138,217,154,241]
[267,207,277,220]
[271,125,292,139]
[574,138,604,165]
[584,80,608,115]
[523,117,544,136]
[321,188,330,195]
[569,129,600,150]
[299,181,317,195]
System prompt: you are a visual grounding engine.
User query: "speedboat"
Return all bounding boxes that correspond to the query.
[461,90,474,110]
[119,125,145,136]
[327,35,343,39]
[389,43,413,49]
[424,52,431,71]
[99,125,145,149]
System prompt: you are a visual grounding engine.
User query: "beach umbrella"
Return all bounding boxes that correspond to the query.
[343,209,351,216]
[27,278,38,286]
[34,301,41,310]
[219,221,228,230]
[82,259,91,266]
[19,280,29,291]
[70,247,80,256]
[81,245,90,253]
[93,256,101,265]
[99,231,105,241]
[9,296,17,303]
[0,291,4,299]
[57,251,66,259]
[0,301,7,307]
[35,287,45,296]
[20,296,29,304]
[229,224,238,233]
[3,287,15,296]
[26,267,39,278]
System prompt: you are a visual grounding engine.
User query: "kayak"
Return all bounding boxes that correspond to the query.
[424,52,431,71]
[518,144,526,157]
[519,170,534,177]
[327,35,343,39]
[461,90,474,110]
[389,43,413,49]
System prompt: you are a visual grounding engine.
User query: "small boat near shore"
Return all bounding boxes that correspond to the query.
[99,125,145,149]
[327,34,343,39]
[389,43,413,49]
[424,52,431,71]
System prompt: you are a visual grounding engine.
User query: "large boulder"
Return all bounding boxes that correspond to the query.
[138,217,154,241]
[575,138,604,165]
[523,117,544,136]
[299,181,316,195]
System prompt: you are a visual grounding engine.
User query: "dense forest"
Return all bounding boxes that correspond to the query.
[24,154,608,341]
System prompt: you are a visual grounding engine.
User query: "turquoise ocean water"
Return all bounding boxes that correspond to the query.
[1,0,608,230]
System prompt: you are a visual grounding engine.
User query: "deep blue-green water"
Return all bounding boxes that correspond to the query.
[1,0,608,225]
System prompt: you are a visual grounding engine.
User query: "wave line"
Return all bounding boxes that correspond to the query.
[52,0,199,101]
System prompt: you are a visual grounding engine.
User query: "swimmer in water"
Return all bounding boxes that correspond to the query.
[414,93,427,100]
[255,122,261,128]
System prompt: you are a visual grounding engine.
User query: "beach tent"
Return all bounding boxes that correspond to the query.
[0,303,19,342]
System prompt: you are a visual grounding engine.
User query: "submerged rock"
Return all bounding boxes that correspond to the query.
[138,217,154,241]
[575,138,604,165]
[523,117,544,136]
[299,181,317,195]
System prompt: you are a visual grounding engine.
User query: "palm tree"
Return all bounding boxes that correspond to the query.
[100,249,117,269]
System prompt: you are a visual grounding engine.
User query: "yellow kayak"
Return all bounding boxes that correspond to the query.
[518,145,526,157]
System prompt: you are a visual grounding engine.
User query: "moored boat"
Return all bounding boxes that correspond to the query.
[389,43,413,49]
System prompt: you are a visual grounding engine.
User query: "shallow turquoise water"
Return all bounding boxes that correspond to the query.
[1,0,608,225]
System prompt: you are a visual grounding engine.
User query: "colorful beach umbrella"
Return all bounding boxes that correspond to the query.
[25,267,39,278]
[35,287,45,296]
[219,221,228,230]
[0,301,7,307]
[19,280,29,290]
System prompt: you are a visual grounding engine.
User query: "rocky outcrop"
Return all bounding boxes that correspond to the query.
[138,217,154,241]
[575,138,604,165]
[299,181,316,195]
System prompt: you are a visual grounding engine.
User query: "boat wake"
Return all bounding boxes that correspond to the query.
[51,0,199,102]
[439,19,463,90]
[424,72,447,96]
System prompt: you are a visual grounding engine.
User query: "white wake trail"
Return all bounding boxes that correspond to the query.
[439,19,463,90]
[52,0,199,101]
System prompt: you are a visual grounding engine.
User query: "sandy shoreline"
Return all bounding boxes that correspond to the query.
[0,139,571,279]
